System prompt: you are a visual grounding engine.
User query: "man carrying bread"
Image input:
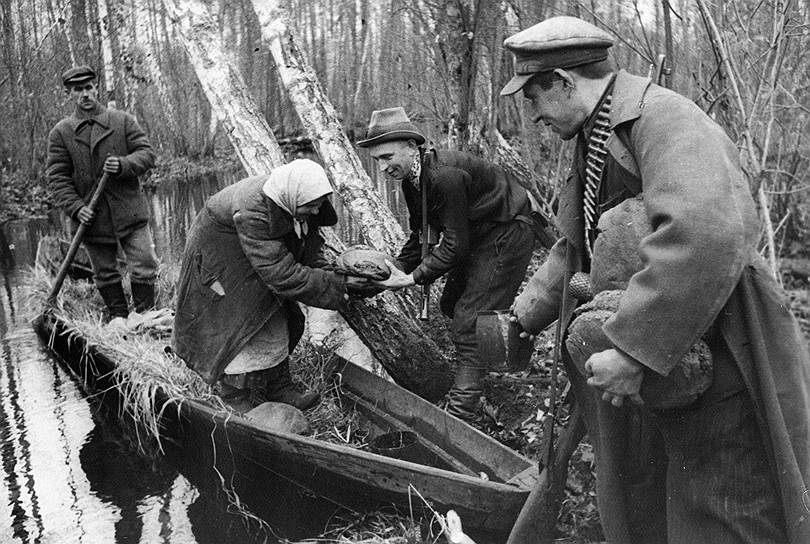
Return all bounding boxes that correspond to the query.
[501,15,810,544]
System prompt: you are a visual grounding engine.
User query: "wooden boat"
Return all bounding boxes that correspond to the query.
[34,311,540,540]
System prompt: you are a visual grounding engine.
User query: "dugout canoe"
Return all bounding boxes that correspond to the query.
[34,311,540,539]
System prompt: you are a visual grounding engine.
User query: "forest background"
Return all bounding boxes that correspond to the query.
[1,0,809,270]
[1,0,808,540]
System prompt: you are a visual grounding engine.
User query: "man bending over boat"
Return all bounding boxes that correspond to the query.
[172,159,355,412]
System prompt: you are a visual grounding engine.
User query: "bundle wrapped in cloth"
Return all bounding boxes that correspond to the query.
[566,290,713,409]
[566,197,714,409]
[334,245,394,298]
[334,245,393,280]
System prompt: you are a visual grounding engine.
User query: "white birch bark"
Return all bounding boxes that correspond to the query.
[250,0,406,253]
[248,0,454,400]
[161,0,453,399]
[96,0,116,107]
[161,0,383,378]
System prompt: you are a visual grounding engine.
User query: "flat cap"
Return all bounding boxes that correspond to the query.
[501,16,613,96]
[62,65,97,87]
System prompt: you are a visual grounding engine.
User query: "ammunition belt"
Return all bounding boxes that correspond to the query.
[583,95,612,260]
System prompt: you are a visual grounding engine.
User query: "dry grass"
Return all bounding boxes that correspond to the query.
[23,263,453,543]
[24,265,375,451]
[23,265,216,451]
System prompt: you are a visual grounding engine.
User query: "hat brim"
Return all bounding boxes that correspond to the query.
[357,130,425,148]
[500,73,535,96]
[64,76,96,87]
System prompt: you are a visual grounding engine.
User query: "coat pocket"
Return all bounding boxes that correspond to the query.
[175,252,223,324]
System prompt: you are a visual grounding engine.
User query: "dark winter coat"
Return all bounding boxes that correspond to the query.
[171,175,346,384]
[46,104,155,243]
[514,70,810,543]
[396,149,529,284]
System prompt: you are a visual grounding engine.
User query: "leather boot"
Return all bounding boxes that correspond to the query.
[131,282,156,313]
[98,282,129,320]
[217,380,253,414]
[445,366,485,422]
[255,359,320,411]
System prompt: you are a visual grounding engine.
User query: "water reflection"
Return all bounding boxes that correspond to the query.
[0,163,377,543]
[0,220,283,543]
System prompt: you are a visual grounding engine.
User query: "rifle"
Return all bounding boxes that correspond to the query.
[419,178,431,320]
[648,53,670,87]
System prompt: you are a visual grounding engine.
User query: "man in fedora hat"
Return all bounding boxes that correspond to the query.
[359,106,537,422]
[501,15,810,544]
[47,65,159,322]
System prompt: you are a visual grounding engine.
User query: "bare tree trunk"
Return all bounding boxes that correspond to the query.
[97,0,116,108]
[1,0,18,96]
[163,0,453,400]
[696,0,779,279]
[250,0,454,399]
[658,0,673,88]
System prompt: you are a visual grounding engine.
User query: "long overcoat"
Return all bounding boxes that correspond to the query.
[46,105,155,244]
[171,175,346,384]
[514,70,810,543]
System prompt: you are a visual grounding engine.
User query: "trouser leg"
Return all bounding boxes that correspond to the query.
[84,241,122,287]
[654,391,786,544]
[444,221,534,421]
[119,225,159,312]
[84,241,129,319]
[566,354,668,544]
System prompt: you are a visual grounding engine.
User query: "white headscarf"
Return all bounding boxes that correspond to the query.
[262,159,332,238]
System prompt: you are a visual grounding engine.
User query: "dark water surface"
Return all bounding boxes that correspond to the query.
[0,171,313,543]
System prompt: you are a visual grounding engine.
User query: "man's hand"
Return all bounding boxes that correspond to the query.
[76,205,95,225]
[103,156,122,174]
[585,348,645,407]
[508,305,535,341]
[372,260,415,290]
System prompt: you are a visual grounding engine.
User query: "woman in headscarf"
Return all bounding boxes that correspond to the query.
[172,159,348,412]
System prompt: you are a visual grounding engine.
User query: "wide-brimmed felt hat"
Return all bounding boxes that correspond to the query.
[357,107,425,147]
[500,16,614,96]
[62,65,97,87]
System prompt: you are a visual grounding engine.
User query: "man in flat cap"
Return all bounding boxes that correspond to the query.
[47,65,159,322]
[501,15,809,544]
[359,107,540,422]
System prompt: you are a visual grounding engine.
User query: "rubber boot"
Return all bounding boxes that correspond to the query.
[131,282,156,313]
[445,366,485,423]
[217,381,253,414]
[256,359,320,411]
[97,282,129,320]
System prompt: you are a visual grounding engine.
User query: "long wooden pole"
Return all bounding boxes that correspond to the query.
[46,172,111,306]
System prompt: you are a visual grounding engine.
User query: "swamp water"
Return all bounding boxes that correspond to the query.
[0,169,350,543]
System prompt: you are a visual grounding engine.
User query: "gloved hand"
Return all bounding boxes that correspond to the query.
[345,275,385,298]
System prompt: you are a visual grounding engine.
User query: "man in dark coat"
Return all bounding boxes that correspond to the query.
[359,107,537,421]
[501,16,810,544]
[172,159,350,412]
[47,65,158,321]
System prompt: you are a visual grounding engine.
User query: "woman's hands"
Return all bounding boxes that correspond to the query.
[345,275,385,298]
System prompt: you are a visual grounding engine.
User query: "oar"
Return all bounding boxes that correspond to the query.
[45,172,111,307]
